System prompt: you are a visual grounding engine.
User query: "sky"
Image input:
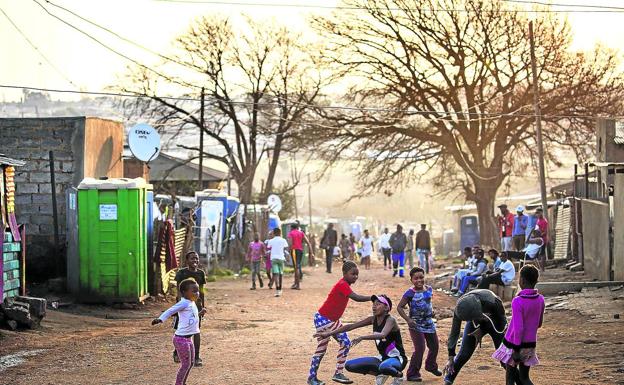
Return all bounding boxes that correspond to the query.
[2,0,624,102]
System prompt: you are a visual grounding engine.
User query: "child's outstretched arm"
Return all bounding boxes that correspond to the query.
[152,300,187,326]
[348,292,374,302]
[351,316,397,347]
[313,316,373,339]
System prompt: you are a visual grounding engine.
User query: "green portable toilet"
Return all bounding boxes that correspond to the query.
[77,178,150,303]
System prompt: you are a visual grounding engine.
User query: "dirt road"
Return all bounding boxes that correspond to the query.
[1,263,623,385]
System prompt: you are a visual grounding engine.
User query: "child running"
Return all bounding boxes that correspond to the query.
[308,260,373,385]
[247,233,266,290]
[397,267,442,382]
[173,251,206,366]
[152,278,206,385]
[492,265,545,385]
[267,227,289,297]
[315,294,406,385]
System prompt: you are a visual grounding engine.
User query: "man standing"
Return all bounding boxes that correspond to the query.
[512,205,528,251]
[320,223,338,273]
[415,224,432,274]
[496,204,514,252]
[406,229,415,270]
[379,227,392,270]
[288,222,312,290]
[390,224,408,277]
[535,208,549,271]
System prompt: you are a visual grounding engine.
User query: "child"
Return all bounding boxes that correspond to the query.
[152,278,207,385]
[316,294,406,385]
[397,267,442,382]
[264,230,274,289]
[453,249,488,296]
[247,233,266,290]
[492,265,545,385]
[360,229,374,270]
[266,227,289,297]
[308,260,373,385]
[173,251,206,366]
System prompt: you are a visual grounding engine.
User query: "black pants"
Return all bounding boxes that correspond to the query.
[477,273,505,289]
[506,363,534,385]
[325,247,333,273]
[382,248,392,267]
[445,321,504,383]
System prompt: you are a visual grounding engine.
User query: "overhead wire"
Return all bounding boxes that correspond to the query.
[3,84,624,121]
[0,6,77,88]
[30,0,200,90]
[151,0,624,13]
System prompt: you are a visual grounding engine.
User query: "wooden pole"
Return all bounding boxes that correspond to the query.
[49,151,61,276]
[529,21,549,222]
[308,174,312,230]
[199,87,205,190]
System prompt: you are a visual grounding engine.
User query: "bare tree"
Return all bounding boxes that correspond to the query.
[310,0,624,245]
[118,15,329,203]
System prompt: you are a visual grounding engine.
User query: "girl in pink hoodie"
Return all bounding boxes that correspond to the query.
[492,265,545,385]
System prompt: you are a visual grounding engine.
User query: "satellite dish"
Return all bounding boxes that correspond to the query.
[128,123,161,162]
[267,194,282,213]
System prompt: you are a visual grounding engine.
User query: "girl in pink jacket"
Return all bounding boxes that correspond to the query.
[492,265,545,385]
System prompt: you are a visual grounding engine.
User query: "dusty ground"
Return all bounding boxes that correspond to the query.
[1,262,623,385]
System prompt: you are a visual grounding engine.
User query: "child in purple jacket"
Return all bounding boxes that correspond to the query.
[492,265,545,385]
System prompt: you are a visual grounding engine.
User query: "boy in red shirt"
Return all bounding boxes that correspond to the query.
[308,261,373,385]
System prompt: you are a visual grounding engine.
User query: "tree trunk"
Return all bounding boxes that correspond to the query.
[472,183,500,248]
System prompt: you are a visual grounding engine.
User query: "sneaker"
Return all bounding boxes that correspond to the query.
[453,292,462,297]
[194,358,203,367]
[259,280,264,288]
[375,375,389,385]
[332,373,353,384]
[427,368,443,377]
[450,288,458,293]
[250,286,256,290]
[307,377,325,385]
[406,377,422,382]
[275,290,282,297]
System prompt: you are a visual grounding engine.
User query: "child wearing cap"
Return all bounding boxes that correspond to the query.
[315,294,407,385]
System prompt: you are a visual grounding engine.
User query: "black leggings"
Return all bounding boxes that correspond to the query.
[506,363,533,385]
[477,273,504,289]
[382,248,391,267]
[446,321,504,383]
[325,247,333,273]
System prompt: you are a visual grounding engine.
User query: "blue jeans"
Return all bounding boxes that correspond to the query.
[416,248,430,273]
[392,251,405,277]
[458,275,480,293]
[345,356,403,377]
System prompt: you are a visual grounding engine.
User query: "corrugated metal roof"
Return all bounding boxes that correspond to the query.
[0,155,25,166]
[615,121,624,144]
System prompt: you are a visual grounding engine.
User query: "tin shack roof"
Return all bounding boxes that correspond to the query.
[0,154,25,167]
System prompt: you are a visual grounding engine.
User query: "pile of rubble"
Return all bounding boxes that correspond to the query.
[0,296,47,330]
[545,285,623,323]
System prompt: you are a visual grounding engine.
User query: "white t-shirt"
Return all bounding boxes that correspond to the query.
[361,236,374,256]
[159,298,200,336]
[267,236,289,261]
[333,246,341,256]
[379,233,391,249]
[524,238,543,259]
[499,260,516,285]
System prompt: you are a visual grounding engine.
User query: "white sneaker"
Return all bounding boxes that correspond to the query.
[375,375,388,385]
[275,290,282,297]
[389,378,403,385]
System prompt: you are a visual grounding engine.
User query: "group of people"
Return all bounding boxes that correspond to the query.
[378,224,434,278]
[497,205,549,270]
[450,246,517,296]
[307,260,545,385]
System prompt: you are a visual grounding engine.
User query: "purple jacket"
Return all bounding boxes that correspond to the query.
[503,289,545,351]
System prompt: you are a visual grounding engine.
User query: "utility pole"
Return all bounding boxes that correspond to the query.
[529,21,549,222]
[198,87,205,190]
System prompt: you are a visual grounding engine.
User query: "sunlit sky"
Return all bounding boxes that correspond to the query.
[2,0,624,102]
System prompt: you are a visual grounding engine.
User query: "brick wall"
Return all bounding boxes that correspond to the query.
[0,117,86,279]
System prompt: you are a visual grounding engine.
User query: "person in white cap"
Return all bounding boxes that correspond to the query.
[512,205,528,251]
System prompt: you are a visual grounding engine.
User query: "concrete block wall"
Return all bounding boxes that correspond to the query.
[581,199,611,281]
[0,118,86,279]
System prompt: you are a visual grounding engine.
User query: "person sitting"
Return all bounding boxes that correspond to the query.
[477,251,516,290]
[488,249,502,270]
[453,249,488,296]
[450,246,478,292]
